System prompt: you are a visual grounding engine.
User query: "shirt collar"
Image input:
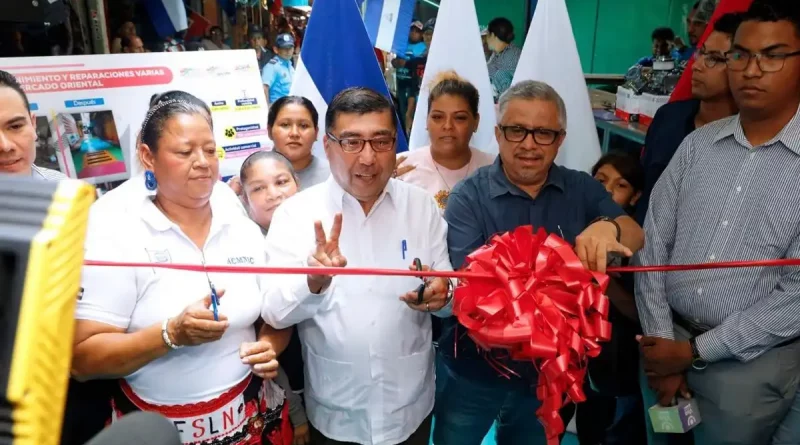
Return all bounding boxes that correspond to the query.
[325,174,396,215]
[131,173,240,232]
[713,103,800,156]
[488,156,565,199]
[30,164,45,180]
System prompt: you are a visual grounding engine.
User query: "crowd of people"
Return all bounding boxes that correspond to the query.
[1,0,799,445]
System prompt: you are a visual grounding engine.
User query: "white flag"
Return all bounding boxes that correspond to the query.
[512,0,601,172]
[407,0,497,153]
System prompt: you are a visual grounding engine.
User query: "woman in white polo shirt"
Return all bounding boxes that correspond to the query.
[72,91,294,445]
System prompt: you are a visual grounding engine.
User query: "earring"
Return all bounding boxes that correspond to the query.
[144,170,158,191]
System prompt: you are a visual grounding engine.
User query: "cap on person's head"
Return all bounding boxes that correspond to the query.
[423,18,436,32]
[275,33,295,49]
[411,21,423,31]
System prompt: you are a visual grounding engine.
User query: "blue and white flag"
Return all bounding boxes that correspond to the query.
[143,0,188,37]
[289,0,408,157]
[361,0,416,55]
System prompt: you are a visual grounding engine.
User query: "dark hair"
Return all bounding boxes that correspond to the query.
[325,87,395,133]
[140,90,212,153]
[240,150,298,185]
[427,71,480,116]
[713,12,744,36]
[693,1,700,10]
[591,151,644,192]
[249,30,265,40]
[0,70,30,111]
[488,17,514,43]
[121,35,137,49]
[652,27,676,42]
[742,0,800,38]
[268,96,319,130]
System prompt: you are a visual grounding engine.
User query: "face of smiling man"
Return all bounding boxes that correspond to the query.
[0,84,37,176]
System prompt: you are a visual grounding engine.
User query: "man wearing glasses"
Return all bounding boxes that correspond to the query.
[261,87,452,445]
[637,12,742,227]
[635,1,800,443]
[433,80,644,444]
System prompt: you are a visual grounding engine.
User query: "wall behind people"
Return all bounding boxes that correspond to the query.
[568,0,699,73]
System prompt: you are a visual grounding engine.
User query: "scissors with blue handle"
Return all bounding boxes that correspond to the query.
[208,280,220,321]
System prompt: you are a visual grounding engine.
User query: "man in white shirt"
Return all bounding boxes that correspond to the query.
[262,87,453,445]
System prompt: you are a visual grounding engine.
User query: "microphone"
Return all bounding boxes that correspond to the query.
[83,412,182,445]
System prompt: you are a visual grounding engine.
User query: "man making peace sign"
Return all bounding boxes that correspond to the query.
[261,87,452,445]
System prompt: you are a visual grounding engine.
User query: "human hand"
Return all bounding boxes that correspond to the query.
[240,340,279,379]
[393,155,416,178]
[637,335,694,376]
[399,263,449,312]
[648,373,691,407]
[293,423,310,445]
[307,213,347,293]
[575,220,633,273]
[168,290,229,347]
[227,175,243,196]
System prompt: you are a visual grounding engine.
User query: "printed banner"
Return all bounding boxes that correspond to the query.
[0,51,269,185]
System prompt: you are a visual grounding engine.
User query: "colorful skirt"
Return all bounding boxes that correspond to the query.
[111,375,292,445]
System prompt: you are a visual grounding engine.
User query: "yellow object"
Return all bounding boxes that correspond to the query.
[5,179,95,445]
[216,146,226,160]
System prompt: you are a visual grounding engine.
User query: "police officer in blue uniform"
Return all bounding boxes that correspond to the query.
[261,33,296,105]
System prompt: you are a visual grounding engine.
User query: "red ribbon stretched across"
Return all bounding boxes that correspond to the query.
[452,226,612,444]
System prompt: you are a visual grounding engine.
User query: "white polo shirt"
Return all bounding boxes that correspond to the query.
[77,175,268,404]
[261,177,453,445]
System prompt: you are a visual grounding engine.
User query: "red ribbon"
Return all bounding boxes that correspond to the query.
[452,226,612,444]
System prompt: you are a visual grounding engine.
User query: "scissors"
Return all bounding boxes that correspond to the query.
[208,279,220,321]
[413,258,436,305]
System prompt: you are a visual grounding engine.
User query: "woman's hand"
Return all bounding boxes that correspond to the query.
[167,290,229,347]
[240,340,279,379]
[294,423,310,445]
[393,155,416,178]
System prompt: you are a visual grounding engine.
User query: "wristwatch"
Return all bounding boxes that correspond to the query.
[436,279,455,311]
[590,216,621,242]
[689,336,708,371]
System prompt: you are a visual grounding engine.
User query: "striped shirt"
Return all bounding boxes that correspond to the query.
[635,104,800,364]
[31,164,67,181]
[487,43,522,102]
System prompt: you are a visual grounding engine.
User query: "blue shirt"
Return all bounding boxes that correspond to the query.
[396,42,427,83]
[440,157,626,380]
[636,99,700,226]
[261,56,295,103]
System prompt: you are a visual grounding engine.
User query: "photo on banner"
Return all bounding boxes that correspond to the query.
[0,51,269,186]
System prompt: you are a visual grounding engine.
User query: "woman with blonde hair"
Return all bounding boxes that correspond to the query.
[395,71,495,210]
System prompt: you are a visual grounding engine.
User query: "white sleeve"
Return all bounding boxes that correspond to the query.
[426,196,455,318]
[76,210,137,329]
[260,203,333,329]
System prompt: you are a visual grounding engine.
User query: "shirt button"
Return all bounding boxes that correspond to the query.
[736,186,742,193]
[697,288,703,295]
[710,254,716,260]
[722,221,728,226]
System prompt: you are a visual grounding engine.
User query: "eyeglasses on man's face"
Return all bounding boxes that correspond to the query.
[326,133,396,154]
[725,48,800,73]
[497,125,564,145]
[693,50,727,68]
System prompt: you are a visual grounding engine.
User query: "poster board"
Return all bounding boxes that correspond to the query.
[0,50,269,185]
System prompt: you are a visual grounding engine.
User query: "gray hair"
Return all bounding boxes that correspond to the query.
[497,80,568,129]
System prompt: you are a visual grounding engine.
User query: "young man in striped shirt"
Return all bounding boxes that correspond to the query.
[635,2,800,443]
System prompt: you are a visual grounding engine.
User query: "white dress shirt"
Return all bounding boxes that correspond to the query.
[261,177,452,445]
[77,175,266,404]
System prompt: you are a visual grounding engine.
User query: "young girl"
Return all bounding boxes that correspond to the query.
[577,151,646,445]
[239,150,310,445]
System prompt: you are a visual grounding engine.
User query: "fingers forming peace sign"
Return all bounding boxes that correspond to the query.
[307,212,348,293]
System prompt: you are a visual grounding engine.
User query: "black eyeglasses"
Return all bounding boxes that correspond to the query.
[498,125,564,145]
[693,50,727,68]
[725,49,800,73]
[326,133,396,154]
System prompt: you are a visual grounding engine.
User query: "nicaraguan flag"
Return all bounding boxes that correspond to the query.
[289,0,408,157]
[143,0,189,37]
[361,0,416,55]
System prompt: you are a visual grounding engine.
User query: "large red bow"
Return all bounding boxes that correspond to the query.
[453,226,612,443]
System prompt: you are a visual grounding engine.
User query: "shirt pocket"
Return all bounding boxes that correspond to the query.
[391,346,434,408]
[304,348,365,410]
[386,240,429,303]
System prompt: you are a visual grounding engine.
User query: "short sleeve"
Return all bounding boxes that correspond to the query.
[261,62,277,86]
[581,173,626,224]
[75,211,138,329]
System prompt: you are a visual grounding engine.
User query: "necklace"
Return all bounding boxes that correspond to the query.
[433,153,473,209]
